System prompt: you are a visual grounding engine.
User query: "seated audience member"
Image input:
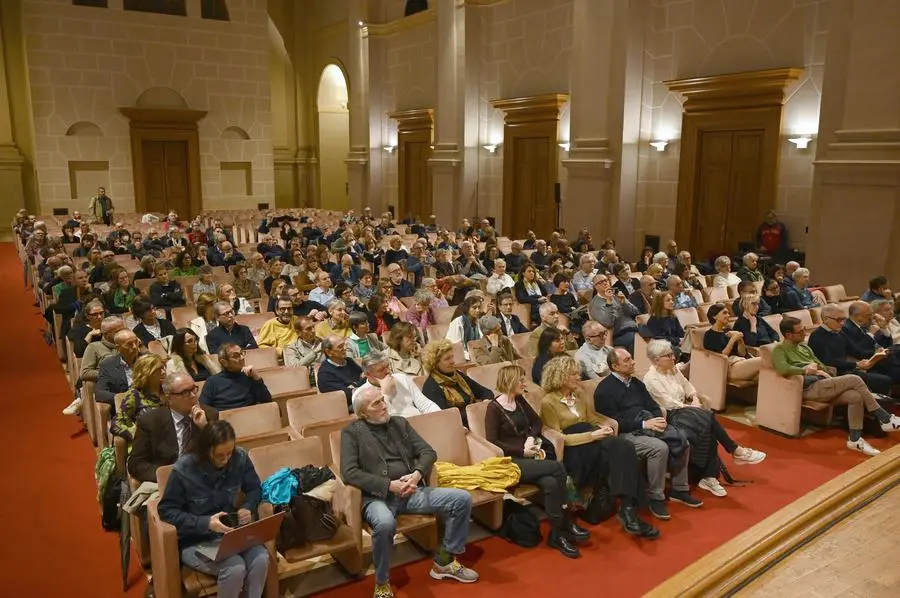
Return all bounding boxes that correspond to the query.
[231,264,260,300]
[283,316,324,369]
[132,296,177,348]
[514,263,550,325]
[809,304,893,395]
[538,356,659,537]
[96,329,144,408]
[421,277,449,308]
[264,259,291,295]
[90,250,117,285]
[103,267,138,315]
[773,317,900,456]
[651,252,671,279]
[347,311,387,360]
[218,282,254,315]
[667,275,698,310]
[384,236,409,267]
[421,340,493,427]
[79,316,125,387]
[169,250,197,277]
[471,315,521,366]
[731,281,771,317]
[158,421,268,598]
[286,284,327,318]
[336,282,366,314]
[676,249,704,280]
[597,248,619,274]
[703,304,761,382]
[589,273,640,355]
[485,365,590,558]
[611,263,636,297]
[645,291,686,355]
[528,302,578,358]
[342,389,479,598]
[308,270,337,306]
[782,267,825,310]
[486,258,515,295]
[645,264,667,292]
[386,322,425,376]
[862,276,893,303]
[570,254,597,298]
[206,301,258,355]
[496,292,528,336]
[189,293,218,354]
[211,241,245,271]
[594,349,703,518]
[712,256,741,288]
[404,290,436,341]
[447,296,484,346]
[54,269,98,331]
[317,335,365,408]
[257,297,298,352]
[386,262,415,299]
[871,298,900,345]
[167,328,221,382]
[368,295,398,338]
[67,299,105,360]
[576,321,611,379]
[352,269,377,304]
[533,327,570,384]
[733,295,780,347]
[842,301,900,383]
[352,351,439,417]
[761,277,787,314]
[315,298,352,339]
[330,254,361,287]
[192,265,218,302]
[628,275,656,316]
[110,353,167,442]
[149,264,186,317]
[199,344,272,411]
[736,252,764,283]
[128,372,218,482]
[505,241,527,275]
[550,273,583,324]
[643,340,766,496]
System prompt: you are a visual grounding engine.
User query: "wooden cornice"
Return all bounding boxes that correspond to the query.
[664,67,804,112]
[366,8,435,37]
[388,108,434,132]
[491,93,569,125]
[646,443,900,597]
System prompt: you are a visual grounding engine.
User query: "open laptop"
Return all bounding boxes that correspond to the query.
[196,511,286,562]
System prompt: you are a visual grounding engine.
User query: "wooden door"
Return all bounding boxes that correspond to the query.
[141,140,190,217]
[510,136,554,239]
[401,139,431,221]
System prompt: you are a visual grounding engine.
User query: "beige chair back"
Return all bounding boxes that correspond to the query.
[219,402,282,438]
[465,400,491,439]
[286,391,348,430]
[248,437,324,481]
[236,312,274,335]
[466,362,513,391]
[434,306,456,325]
[509,332,531,358]
[259,367,311,398]
[244,347,279,370]
[408,408,470,465]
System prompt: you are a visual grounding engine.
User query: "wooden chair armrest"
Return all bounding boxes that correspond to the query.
[147,500,182,598]
[113,436,127,476]
[330,469,362,537]
[541,428,565,461]
[466,432,504,462]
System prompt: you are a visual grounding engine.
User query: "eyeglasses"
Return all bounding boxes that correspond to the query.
[825,315,847,323]
[225,351,246,359]
[170,386,198,396]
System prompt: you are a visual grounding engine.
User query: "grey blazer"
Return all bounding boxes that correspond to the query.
[96,352,130,407]
[340,418,436,499]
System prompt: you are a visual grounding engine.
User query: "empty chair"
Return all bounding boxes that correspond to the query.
[218,402,298,449]
[286,391,354,464]
[258,367,313,425]
[822,284,859,303]
[244,347,279,371]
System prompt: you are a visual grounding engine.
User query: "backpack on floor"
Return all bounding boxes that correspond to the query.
[101,474,124,531]
[497,500,541,548]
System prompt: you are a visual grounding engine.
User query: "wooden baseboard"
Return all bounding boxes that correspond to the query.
[645,443,900,597]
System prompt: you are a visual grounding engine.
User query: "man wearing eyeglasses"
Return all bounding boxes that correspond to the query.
[206,301,258,355]
[575,321,612,379]
[588,273,639,355]
[199,344,272,411]
[128,372,219,483]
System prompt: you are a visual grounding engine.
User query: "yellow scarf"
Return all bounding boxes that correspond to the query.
[436,457,522,493]
[431,369,474,408]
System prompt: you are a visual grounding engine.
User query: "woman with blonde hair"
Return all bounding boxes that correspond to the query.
[539,356,658,538]
[110,353,167,442]
[485,364,588,558]
[189,292,217,353]
[386,321,424,376]
[421,339,493,427]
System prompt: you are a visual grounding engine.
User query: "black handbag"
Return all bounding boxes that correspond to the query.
[581,485,616,525]
[275,495,338,552]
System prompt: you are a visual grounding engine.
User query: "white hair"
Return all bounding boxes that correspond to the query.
[646,339,673,362]
[742,252,759,266]
[538,302,558,319]
[792,267,810,280]
[652,252,668,264]
[714,255,731,269]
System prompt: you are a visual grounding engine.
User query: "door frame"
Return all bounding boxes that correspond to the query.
[665,68,803,252]
[388,109,433,220]
[119,107,206,218]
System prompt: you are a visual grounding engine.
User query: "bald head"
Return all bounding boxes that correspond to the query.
[114,329,141,363]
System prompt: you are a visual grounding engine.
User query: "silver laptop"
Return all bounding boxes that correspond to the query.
[196,511,286,562]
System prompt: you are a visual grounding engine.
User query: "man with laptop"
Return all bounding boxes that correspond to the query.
[158,420,279,598]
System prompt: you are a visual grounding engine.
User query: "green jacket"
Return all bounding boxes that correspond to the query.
[771,341,826,376]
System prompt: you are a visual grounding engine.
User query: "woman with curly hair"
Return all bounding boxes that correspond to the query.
[421,339,493,427]
[110,353,167,442]
[385,321,424,376]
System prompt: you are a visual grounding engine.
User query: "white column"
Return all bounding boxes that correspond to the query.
[346,0,370,214]
[0,16,25,237]
[429,0,464,228]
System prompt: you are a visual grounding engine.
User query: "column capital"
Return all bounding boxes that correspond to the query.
[0,143,24,166]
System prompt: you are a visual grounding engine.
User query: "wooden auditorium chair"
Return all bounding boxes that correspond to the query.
[286,391,355,465]
[755,344,834,437]
[219,402,299,450]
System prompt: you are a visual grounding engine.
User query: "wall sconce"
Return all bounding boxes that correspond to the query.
[788,135,813,149]
[558,142,570,151]
[357,20,364,27]
[649,140,669,152]
[482,144,499,153]
[382,145,396,154]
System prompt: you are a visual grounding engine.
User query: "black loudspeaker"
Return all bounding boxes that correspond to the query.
[644,235,660,253]
[256,203,269,210]
[554,183,561,205]
[53,208,69,216]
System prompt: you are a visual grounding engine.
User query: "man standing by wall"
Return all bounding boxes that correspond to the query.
[88,187,114,225]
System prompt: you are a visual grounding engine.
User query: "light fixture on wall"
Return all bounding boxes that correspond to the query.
[482,143,499,153]
[788,135,814,149]
[382,145,396,153]
[649,140,669,152]
[357,20,364,27]
[558,142,570,152]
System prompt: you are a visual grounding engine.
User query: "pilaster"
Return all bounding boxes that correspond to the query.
[0,6,26,235]
[347,0,371,213]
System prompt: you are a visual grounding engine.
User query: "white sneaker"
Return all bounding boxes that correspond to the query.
[880,415,900,432]
[733,447,767,465]
[847,438,880,456]
[698,477,728,497]
[62,397,82,416]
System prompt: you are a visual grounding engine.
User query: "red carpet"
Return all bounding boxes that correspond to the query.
[0,242,894,598]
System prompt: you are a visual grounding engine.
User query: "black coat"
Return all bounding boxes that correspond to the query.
[317,359,365,408]
[134,319,177,348]
[593,374,662,435]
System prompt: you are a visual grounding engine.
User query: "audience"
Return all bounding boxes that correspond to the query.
[206,301,258,355]
[352,351,439,417]
[644,291,686,356]
[421,340,493,427]
[589,273,640,354]
[188,292,218,353]
[283,316,324,368]
[131,296,177,348]
[712,256,741,288]
[532,327,570,384]
[497,292,528,336]
[347,311,387,360]
[199,344,272,411]
[703,305,760,383]
[446,296,484,347]
[317,334,365,408]
[257,297,298,352]
[862,276,892,303]
[782,267,822,310]
[167,328,221,381]
[385,322,425,376]
[514,263,550,325]
[736,252,764,283]
[471,315,521,365]
[733,295,780,347]
[96,329,144,408]
[110,353,167,442]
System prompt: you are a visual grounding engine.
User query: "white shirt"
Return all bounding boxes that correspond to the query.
[352,374,440,418]
[144,321,161,340]
[486,273,515,295]
[122,357,134,387]
[643,365,697,410]
[713,273,742,288]
[309,287,336,306]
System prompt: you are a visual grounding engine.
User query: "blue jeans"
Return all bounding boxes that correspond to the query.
[363,487,472,584]
[180,542,269,598]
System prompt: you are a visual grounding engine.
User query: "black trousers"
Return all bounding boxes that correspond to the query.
[513,457,567,528]
[710,415,738,453]
[601,436,643,502]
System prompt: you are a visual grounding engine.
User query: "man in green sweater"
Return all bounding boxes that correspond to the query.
[773,317,900,456]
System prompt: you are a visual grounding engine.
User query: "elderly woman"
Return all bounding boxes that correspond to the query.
[377,279,407,319]
[733,295,780,347]
[713,256,742,288]
[446,296,484,347]
[386,322,424,376]
[703,304,761,382]
[263,259,290,295]
[352,268,377,303]
[643,339,766,497]
[132,254,158,281]
[538,356,657,537]
[645,291,686,357]
[167,328,221,381]
[189,292,218,354]
[385,235,409,267]
[231,264,260,300]
[471,315,521,366]
[346,311,386,360]
[314,298,351,339]
[245,252,267,285]
[736,252,764,283]
[532,327,569,384]
[782,267,823,310]
[484,364,589,556]
[192,265,218,302]
[422,339,494,427]
[645,263,667,292]
[281,249,305,281]
[404,289,437,342]
[218,282,254,315]
[110,353,167,442]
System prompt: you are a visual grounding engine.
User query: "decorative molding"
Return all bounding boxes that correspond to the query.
[646,444,900,597]
[465,0,511,6]
[316,20,348,40]
[826,129,900,160]
[0,142,24,165]
[665,67,804,112]
[366,9,435,37]
[491,94,570,125]
[388,108,435,132]
[118,107,208,128]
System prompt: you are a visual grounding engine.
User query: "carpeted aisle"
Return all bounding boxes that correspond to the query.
[0,241,895,598]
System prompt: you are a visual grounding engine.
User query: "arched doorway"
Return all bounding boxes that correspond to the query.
[317,64,350,211]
